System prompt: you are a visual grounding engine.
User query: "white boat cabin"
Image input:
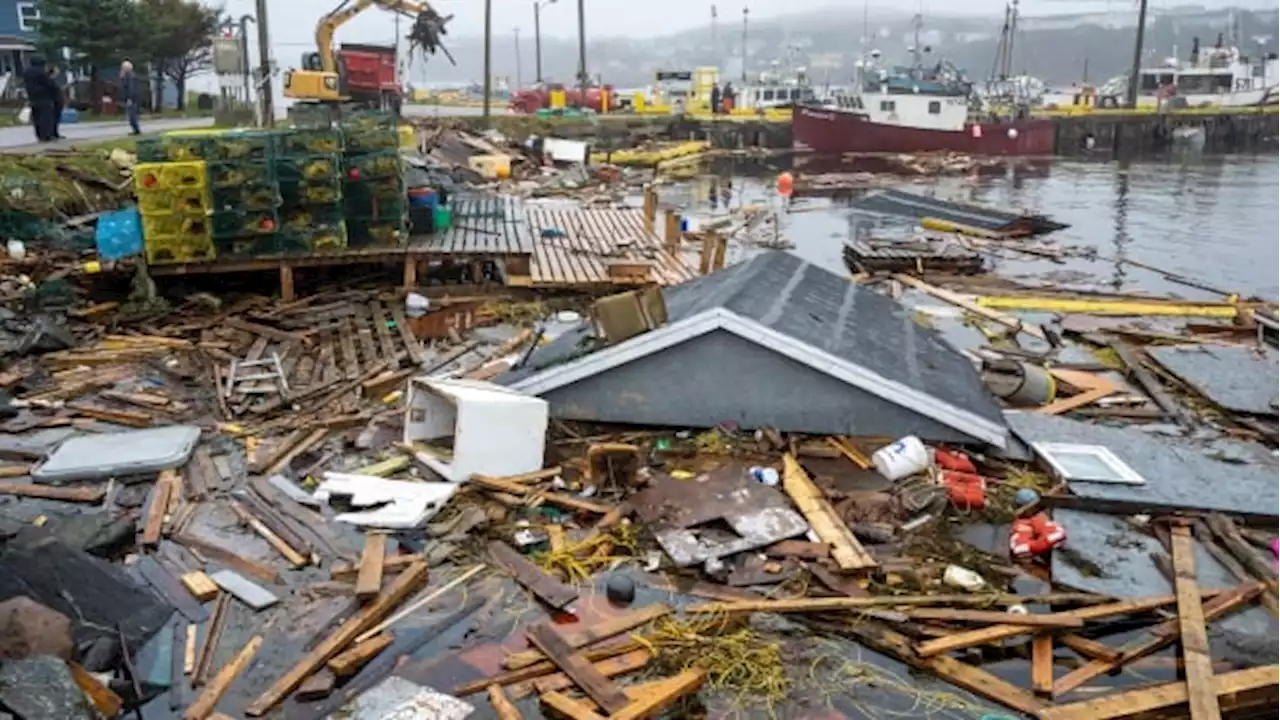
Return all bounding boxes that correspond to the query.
[1136,44,1278,108]
[826,89,970,131]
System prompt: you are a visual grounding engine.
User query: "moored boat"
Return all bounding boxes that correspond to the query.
[793,101,1054,156]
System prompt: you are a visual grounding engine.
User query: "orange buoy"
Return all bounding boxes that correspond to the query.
[775,171,794,198]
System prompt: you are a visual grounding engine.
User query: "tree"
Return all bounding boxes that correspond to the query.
[139,0,220,111]
[36,0,148,110]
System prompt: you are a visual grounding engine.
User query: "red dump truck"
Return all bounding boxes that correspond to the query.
[338,43,402,112]
[508,84,620,114]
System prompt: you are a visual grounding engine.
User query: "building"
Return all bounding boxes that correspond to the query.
[0,0,40,90]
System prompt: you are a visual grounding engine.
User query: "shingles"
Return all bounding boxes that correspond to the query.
[503,252,1003,428]
[1146,344,1279,416]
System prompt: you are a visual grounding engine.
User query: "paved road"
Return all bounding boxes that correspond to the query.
[0,117,216,153]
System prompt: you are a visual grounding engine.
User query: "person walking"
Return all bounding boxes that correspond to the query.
[22,56,58,142]
[48,63,65,140]
[119,60,140,135]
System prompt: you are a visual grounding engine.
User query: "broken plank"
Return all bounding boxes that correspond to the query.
[892,273,1049,341]
[902,608,1085,628]
[244,561,428,716]
[468,472,533,496]
[339,317,361,379]
[223,317,312,347]
[1039,664,1279,720]
[515,649,653,699]
[0,465,33,478]
[184,635,263,720]
[1031,634,1054,696]
[489,540,578,610]
[488,684,523,720]
[172,533,283,585]
[1051,583,1262,696]
[526,622,630,714]
[262,427,328,477]
[326,633,393,677]
[370,301,399,361]
[355,534,388,601]
[388,304,426,365]
[686,592,1110,616]
[537,491,613,515]
[135,556,209,623]
[1206,513,1277,582]
[477,466,563,485]
[612,668,708,720]
[0,482,105,502]
[781,454,876,572]
[505,604,671,669]
[184,624,197,674]
[354,564,485,643]
[66,402,154,427]
[539,690,606,720]
[141,470,178,547]
[331,552,424,581]
[194,593,231,686]
[1170,524,1223,720]
[453,641,645,697]
[1058,634,1121,663]
[228,499,309,567]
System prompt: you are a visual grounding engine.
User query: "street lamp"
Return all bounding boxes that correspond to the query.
[533,0,556,85]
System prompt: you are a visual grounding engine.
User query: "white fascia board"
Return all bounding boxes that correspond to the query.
[509,307,1008,448]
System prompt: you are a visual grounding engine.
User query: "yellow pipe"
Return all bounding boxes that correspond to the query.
[974,295,1245,318]
[920,217,1008,240]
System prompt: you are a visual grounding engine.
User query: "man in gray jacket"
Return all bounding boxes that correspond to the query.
[119,60,140,135]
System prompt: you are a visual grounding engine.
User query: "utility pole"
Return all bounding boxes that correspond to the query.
[239,16,254,109]
[483,0,492,120]
[254,0,273,126]
[514,28,522,88]
[576,0,587,99]
[1126,0,1148,108]
[710,5,717,64]
[534,2,542,83]
[741,7,748,83]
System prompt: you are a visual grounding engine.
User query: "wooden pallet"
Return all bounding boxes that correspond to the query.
[517,206,696,289]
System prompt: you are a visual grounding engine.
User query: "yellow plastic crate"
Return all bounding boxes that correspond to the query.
[134,161,208,192]
[141,211,212,244]
[144,235,217,264]
[136,186,211,215]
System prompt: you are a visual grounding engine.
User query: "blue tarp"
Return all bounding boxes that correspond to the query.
[95,207,143,260]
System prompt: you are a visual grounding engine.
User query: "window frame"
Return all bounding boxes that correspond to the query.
[1031,442,1148,485]
[927,100,942,114]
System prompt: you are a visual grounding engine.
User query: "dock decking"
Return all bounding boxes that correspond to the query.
[516,206,697,289]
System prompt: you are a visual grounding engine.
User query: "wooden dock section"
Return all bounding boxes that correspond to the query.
[515,206,696,290]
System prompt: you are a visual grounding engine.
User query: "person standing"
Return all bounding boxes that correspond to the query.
[22,56,58,142]
[710,82,722,115]
[119,60,140,135]
[48,63,65,140]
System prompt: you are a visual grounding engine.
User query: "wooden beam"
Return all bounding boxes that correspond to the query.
[0,483,105,502]
[1051,583,1262,697]
[1031,634,1055,696]
[353,564,485,643]
[892,273,1049,341]
[228,500,309,567]
[512,649,652,699]
[1038,665,1279,720]
[451,641,645,697]
[354,534,388,601]
[181,571,220,602]
[902,608,1085,628]
[244,562,429,716]
[781,454,876,572]
[612,669,707,720]
[172,533,284,585]
[526,622,630,714]
[488,684,523,720]
[1171,524,1223,720]
[1058,634,1121,663]
[184,635,263,720]
[686,592,1111,616]
[489,541,578,610]
[140,470,177,547]
[331,552,423,581]
[504,604,671,670]
[539,690,606,720]
[326,633,393,678]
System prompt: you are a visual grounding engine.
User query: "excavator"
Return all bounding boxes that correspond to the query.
[283,0,453,113]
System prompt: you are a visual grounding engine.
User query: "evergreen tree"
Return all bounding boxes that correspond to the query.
[36,0,146,109]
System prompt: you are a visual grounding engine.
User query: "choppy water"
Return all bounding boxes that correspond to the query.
[671,154,1280,300]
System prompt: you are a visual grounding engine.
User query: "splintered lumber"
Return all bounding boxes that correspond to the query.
[1051,583,1262,696]
[489,540,578,610]
[505,604,671,669]
[611,668,707,720]
[891,273,1049,341]
[1031,634,1054,696]
[488,684,523,720]
[0,465,33,478]
[526,622,630,714]
[686,592,1110,616]
[781,454,876,572]
[184,625,198,674]
[331,552,424,581]
[327,633,393,677]
[1206,513,1277,582]
[0,482,105,502]
[468,472,534,496]
[513,649,654,699]
[1038,664,1280,720]
[173,533,283,585]
[69,661,124,717]
[261,427,328,476]
[244,561,428,716]
[1058,634,1122,663]
[181,571,220,602]
[228,500,308,567]
[479,466,562,485]
[902,608,1085,628]
[185,635,263,720]
[915,591,1225,658]
[194,593,231,686]
[1193,522,1279,615]
[539,689,606,720]
[536,491,613,515]
[224,317,311,346]
[1038,369,1120,415]
[141,470,178,547]
[452,641,645,697]
[295,670,336,701]
[354,564,485,643]
[354,534,388,601]
[1170,525,1222,720]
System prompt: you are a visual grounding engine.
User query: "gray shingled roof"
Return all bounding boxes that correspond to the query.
[501,251,1004,428]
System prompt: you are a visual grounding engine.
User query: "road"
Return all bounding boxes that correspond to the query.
[1,117,216,153]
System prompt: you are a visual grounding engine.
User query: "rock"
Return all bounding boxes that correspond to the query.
[605,575,636,605]
[0,597,74,660]
[0,655,94,720]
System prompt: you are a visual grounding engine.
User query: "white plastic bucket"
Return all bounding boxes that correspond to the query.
[871,435,931,481]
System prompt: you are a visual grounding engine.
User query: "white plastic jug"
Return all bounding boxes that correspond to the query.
[871,435,931,481]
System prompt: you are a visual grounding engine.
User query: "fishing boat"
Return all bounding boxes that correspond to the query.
[1129,37,1278,109]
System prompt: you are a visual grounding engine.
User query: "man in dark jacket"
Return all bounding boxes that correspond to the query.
[119,60,140,135]
[22,56,58,142]
[48,64,65,139]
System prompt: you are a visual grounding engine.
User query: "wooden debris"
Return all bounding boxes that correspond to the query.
[488,684,523,720]
[1039,369,1120,415]
[184,635,263,720]
[69,661,124,717]
[172,533,284,585]
[1170,524,1223,720]
[140,470,178,547]
[194,593,231,686]
[354,564,485,643]
[331,552,424,581]
[505,604,671,669]
[612,668,707,720]
[0,483,105,502]
[901,608,1085,628]
[66,402,154,427]
[489,540,578,610]
[514,649,653,699]
[1031,634,1054,696]
[354,533,388,601]
[228,499,308,567]
[260,427,328,476]
[295,670,336,701]
[244,561,428,716]
[0,465,33,478]
[1038,664,1279,720]
[184,624,198,674]
[892,273,1049,341]
[687,592,1110,616]
[327,633,393,677]
[452,641,645,697]
[526,622,630,714]
[781,454,876,572]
